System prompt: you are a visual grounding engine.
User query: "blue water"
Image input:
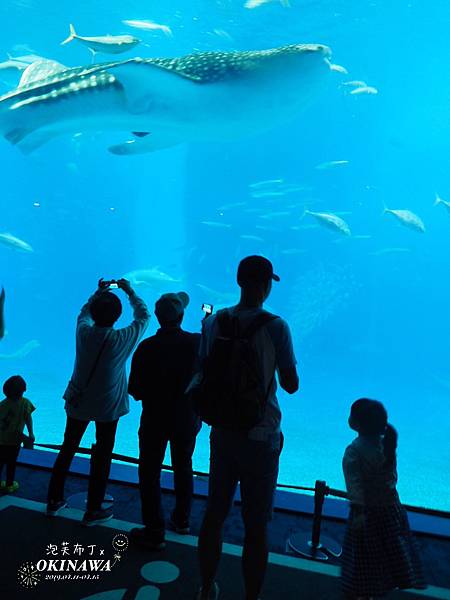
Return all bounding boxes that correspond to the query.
[0,0,449,510]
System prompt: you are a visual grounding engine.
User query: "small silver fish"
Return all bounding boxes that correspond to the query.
[0,232,33,252]
[245,0,290,8]
[434,193,450,213]
[333,234,363,244]
[315,160,349,170]
[249,178,284,189]
[213,29,234,42]
[255,224,281,232]
[259,211,291,220]
[384,208,425,233]
[122,19,172,36]
[124,267,181,288]
[350,85,378,95]
[342,80,367,87]
[61,24,140,54]
[201,221,232,228]
[305,210,351,236]
[325,59,348,74]
[251,190,285,198]
[217,201,247,211]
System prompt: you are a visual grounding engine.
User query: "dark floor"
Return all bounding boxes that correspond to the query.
[8,463,450,591]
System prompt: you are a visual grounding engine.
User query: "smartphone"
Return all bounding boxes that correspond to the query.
[202,303,213,315]
[109,282,118,289]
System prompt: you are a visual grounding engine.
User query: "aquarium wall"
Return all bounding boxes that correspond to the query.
[1,0,449,511]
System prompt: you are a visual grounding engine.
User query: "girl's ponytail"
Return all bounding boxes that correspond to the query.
[383,423,398,466]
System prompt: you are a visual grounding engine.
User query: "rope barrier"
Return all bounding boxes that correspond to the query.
[32,442,450,524]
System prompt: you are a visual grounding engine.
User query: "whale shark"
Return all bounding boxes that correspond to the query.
[0,43,331,155]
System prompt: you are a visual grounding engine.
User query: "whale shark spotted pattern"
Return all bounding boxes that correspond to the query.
[0,43,332,154]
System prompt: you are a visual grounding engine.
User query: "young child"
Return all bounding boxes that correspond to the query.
[341,398,426,599]
[0,375,35,493]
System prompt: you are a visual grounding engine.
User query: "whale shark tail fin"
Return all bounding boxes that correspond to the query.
[108,132,181,156]
[61,24,77,46]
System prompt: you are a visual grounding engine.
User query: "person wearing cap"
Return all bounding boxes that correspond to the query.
[196,256,299,600]
[128,291,201,550]
[47,278,150,526]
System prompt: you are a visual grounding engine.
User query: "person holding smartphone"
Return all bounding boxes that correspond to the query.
[46,278,150,526]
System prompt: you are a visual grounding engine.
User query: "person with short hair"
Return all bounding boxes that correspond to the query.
[0,375,35,493]
[197,256,299,600]
[47,278,150,526]
[341,398,426,599]
[128,291,201,550]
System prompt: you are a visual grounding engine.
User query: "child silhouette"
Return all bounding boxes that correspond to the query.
[341,398,426,599]
[0,375,35,492]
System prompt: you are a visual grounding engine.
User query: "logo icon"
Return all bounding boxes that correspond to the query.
[17,534,129,588]
[112,533,129,553]
[17,561,40,588]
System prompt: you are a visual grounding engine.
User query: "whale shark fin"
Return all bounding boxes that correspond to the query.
[4,127,32,145]
[4,127,56,154]
[19,59,67,87]
[101,60,198,114]
[108,133,182,155]
[17,131,56,154]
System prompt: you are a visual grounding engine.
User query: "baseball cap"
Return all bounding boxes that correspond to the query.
[155,291,190,322]
[237,256,280,284]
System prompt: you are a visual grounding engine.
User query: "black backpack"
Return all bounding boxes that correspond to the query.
[193,309,279,431]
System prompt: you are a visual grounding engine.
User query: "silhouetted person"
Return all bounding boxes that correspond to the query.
[0,375,35,492]
[341,398,426,599]
[47,278,150,526]
[128,292,201,550]
[196,256,299,600]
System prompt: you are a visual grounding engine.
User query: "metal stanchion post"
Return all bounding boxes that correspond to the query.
[288,480,342,560]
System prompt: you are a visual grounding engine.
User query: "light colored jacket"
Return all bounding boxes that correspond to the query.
[64,291,150,422]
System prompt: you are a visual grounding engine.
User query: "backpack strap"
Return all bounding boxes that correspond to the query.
[243,312,279,339]
[216,309,279,339]
[216,309,238,338]
[243,312,279,405]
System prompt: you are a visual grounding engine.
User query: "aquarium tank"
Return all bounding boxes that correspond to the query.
[0,0,448,511]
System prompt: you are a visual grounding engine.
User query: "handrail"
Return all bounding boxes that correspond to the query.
[32,442,450,520]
